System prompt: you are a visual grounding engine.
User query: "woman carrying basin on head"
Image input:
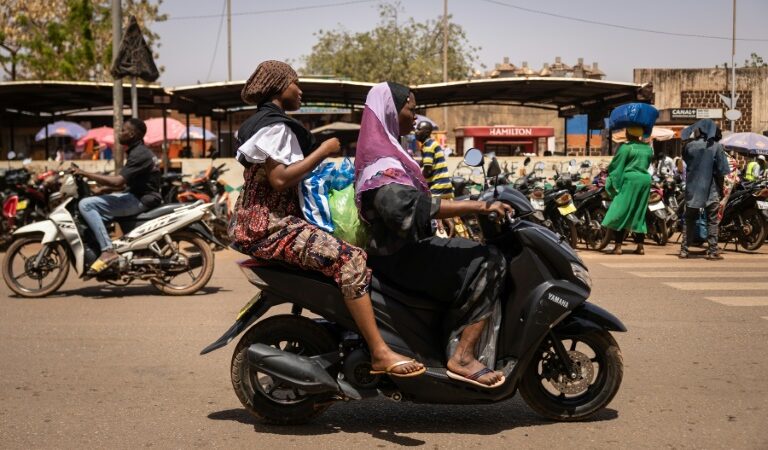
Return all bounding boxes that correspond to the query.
[228,61,424,378]
[355,81,512,388]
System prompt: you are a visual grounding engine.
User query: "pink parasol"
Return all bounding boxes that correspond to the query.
[76,126,115,148]
[143,117,186,146]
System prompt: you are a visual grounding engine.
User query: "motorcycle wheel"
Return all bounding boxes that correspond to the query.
[2,236,70,298]
[150,231,214,296]
[567,222,579,249]
[231,315,338,425]
[737,208,767,251]
[650,220,668,246]
[586,208,607,250]
[520,329,623,421]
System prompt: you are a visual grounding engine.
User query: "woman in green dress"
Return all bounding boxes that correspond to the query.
[602,126,653,255]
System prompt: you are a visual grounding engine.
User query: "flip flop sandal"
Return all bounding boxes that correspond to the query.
[88,256,118,274]
[446,368,506,389]
[369,360,427,378]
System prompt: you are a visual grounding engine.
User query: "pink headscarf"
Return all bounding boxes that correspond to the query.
[354,82,428,206]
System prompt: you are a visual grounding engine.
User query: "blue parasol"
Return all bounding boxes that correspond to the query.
[720,132,768,155]
[35,121,88,141]
[179,126,216,141]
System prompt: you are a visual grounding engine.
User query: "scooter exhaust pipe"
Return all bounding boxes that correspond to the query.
[246,344,340,394]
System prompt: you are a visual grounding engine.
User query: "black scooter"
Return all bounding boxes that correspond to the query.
[201,149,626,425]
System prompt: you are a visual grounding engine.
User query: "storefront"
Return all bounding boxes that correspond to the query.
[453,126,556,156]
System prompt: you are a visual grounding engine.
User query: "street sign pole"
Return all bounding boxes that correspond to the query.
[730,0,737,133]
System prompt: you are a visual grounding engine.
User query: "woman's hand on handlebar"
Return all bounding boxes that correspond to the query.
[477,201,514,218]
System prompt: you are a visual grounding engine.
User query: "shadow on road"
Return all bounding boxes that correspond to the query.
[7,284,228,300]
[208,402,619,446]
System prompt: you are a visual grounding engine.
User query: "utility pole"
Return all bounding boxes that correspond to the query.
[111,0,124,170]
[227,0,232,82]
[442,0,448,137]
[730,0,736,133]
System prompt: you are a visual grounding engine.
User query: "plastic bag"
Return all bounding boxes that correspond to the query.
[329,185,368,247]
[609,103,659,136]
[330,157,355,191]
[299,161,335,233]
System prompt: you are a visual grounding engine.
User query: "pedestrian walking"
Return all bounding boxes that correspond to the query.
[602,125,654,255]
[678,119,731,260]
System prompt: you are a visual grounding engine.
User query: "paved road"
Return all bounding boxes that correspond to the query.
[1,240,767,448]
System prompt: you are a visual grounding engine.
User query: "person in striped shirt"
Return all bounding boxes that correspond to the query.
[416,121,453,198]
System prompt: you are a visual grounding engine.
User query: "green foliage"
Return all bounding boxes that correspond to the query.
[744,53,767,68]
[0,0,166,81]
[300,2,481,85]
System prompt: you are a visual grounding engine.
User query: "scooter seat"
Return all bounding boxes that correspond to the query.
[573,188,599,201]
[135,203,186,221]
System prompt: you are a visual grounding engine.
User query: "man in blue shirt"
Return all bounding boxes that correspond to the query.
[679,120,731,260]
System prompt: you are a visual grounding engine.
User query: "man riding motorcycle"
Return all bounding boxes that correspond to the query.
[72,118,162,273]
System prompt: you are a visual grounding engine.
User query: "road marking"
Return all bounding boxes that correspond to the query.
[601,262,760,269]
[628,271,767,278]
[705,297,768,307]
[664,282,768,291]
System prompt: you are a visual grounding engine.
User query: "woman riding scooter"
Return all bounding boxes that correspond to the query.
[355,82,513,388]
[228,62,424,378]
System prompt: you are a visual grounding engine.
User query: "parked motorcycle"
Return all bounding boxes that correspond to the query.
[717,180,768,251]
[174,157,232,248]
[2,166,224,297]
[201,148,625,425]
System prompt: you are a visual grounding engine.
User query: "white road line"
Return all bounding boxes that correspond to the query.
[705,297,768,307]
[601,262,761,269]
[664,282,768,291]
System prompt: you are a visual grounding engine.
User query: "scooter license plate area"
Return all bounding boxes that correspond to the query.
[16,200,28,210]
[530,199,545,210]
[558,203,577,216]
[757,200,768,210]
[648,201,665,212]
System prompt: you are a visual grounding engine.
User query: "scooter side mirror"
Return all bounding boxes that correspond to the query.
[523,156,531,166]
[463,148,484,167]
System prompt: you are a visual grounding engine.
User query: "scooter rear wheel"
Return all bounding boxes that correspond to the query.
[230,315,338,425]
[520,329,623,421]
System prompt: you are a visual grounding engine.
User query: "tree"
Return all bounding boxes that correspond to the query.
[300,3,481,85]
[744,52,767,68]
[0,0,166,81]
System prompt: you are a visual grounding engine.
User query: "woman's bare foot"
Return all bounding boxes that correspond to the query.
[370,347,424,375]
[446,354,503,386]
[633,245,644,255]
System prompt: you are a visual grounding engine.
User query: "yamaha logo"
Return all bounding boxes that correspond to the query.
[547,293,568,308]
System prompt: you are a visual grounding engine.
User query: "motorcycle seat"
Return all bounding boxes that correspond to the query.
[135,203,186,221]
[240,259,442,311]
[574,188,599,201]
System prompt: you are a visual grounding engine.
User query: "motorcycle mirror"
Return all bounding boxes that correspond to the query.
[210,149,220,160]
[524,156,531,166]
[7,151,16,160]
[569,159,577,166]
[463,148,484,167]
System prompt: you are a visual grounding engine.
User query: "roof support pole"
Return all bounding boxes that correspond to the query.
[216,118,222,155]
[585,126,591,157]
[111,0,124,170]
[563,117,568,156]
[131,77,138,118]
[228,112,233,156]
[201,115,207,158]
[185,113,191,150]
[9,116,15,155]
[162,108,168,174]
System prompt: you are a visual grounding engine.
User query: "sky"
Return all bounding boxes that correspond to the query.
[152,0,768,87]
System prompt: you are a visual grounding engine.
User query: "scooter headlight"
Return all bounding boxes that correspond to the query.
[570,262,592,290]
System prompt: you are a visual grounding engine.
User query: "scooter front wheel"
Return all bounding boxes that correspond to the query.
[231,315,338,425]
[519,329,623,421]
[2,236,70,298]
